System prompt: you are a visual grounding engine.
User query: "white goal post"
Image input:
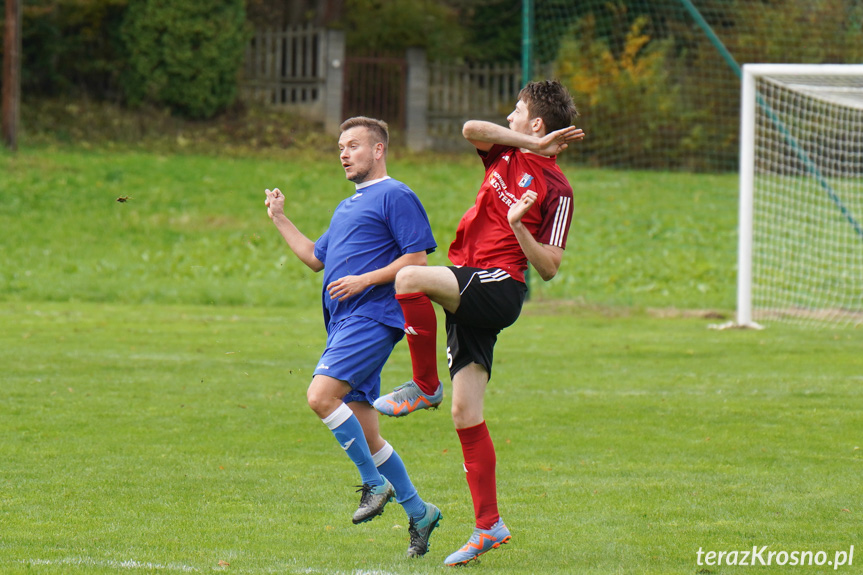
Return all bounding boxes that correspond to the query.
[737,64,863,328]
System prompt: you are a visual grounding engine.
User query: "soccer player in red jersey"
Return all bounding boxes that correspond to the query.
[373,80,583,565]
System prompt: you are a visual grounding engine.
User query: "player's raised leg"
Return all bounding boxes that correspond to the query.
[374,266,460,417]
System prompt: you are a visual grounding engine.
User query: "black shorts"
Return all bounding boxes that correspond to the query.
[445,266,527,380]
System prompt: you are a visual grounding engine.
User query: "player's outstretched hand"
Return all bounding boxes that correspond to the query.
[536,125,584,156]
[265,188,285,220]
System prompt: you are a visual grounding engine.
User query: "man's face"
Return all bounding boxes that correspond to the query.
[338,127,380,184]
[506,99,537,136]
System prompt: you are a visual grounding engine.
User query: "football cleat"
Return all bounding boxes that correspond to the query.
[373,380,443,417]
[444,519,511,566]
[406,502,443,558]
[351,478,394,524]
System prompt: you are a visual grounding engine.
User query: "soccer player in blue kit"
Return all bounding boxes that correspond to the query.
[264,117,442,557]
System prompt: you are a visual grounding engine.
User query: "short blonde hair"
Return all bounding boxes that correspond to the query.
[339,116,389,152]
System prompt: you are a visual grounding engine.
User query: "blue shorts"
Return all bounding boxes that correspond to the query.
[313,315,404,404]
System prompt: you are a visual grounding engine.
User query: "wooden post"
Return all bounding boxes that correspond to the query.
[3,0,22,151]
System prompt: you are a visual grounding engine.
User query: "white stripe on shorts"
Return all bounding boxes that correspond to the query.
[459,268,512,296]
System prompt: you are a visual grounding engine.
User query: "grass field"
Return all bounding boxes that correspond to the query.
[1,147,861,574]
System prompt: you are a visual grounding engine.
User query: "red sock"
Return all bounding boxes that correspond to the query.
[457,421,499,530]
[396,292,440,395]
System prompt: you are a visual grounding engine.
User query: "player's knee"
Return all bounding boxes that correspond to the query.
[395,265,422,294]
[451,401,481,429]
[305,388,322,415]
[450,402,463,425]
[306,386,334,418]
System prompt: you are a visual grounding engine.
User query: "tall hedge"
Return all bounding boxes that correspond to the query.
[120,0,248,119]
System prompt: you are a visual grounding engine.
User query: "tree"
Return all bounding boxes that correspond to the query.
[3,0,21,150]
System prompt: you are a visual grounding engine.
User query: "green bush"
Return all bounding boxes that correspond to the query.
[120,0,249,119]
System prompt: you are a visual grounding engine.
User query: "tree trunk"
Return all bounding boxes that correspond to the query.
[3,0,22,151]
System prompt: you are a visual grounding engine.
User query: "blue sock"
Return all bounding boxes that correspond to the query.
[322,403,382,487]
[373,441,426,520]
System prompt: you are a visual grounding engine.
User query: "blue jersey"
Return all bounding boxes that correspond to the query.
[314,177,436,331]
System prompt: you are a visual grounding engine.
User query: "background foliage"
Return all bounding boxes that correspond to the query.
[1,0,249,119]
[120,0,249,119]
[340,0,464,59]
[547,0,863,170]
[4,0,863,138]
[7,0,128,100]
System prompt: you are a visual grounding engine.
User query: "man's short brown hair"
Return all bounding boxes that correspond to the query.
[339,116,389,152]
[518,80,579,134]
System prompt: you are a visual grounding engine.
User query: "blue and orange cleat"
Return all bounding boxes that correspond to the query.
[373,380,443,417]
[444,519,511,566]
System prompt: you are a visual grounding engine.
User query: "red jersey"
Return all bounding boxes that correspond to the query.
[448,144,574,283]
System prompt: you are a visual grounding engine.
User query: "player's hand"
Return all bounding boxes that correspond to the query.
[327,275,370,301]
[265,188,285,220]
[536,125,584,156]
[508,190,537,226]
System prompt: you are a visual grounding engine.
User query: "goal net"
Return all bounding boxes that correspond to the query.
[738,64,863,328]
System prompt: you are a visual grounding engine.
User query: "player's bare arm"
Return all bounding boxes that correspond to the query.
[507,191,564,281]
[462,120,584,156]
[265,188,324,272]
[327,250,428,301]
